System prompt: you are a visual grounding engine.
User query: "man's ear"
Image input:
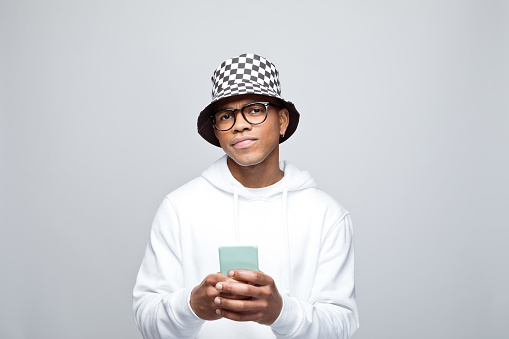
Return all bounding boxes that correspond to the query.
[278,108,290,135]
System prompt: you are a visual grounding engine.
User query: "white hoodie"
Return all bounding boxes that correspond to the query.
[133,155,359,338]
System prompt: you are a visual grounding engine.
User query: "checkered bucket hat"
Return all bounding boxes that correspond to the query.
[197,53,300,147]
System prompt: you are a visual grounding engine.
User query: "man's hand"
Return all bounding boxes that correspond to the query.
[190,273,248,321]
[213,270,283,325]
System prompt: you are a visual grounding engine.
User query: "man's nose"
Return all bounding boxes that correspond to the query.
[232,111,251,132]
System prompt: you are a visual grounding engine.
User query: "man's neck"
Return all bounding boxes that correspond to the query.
[226,151,284,189]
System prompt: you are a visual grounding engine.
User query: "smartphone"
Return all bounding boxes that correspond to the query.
[218,245,259,276]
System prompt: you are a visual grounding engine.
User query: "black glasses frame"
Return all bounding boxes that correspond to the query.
[210,102,282,131]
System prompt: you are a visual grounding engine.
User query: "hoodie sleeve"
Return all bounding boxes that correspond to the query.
[270,214,359,339]
[133,197,205,339]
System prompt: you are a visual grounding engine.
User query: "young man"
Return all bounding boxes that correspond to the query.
[133,54,359,338]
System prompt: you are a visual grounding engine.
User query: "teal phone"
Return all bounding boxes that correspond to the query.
[218,245,259,276]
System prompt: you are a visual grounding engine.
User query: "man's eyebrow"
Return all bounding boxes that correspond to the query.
[214,104,232,111]
[215,102,246,111]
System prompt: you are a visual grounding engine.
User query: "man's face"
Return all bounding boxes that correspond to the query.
[213,94,289,167]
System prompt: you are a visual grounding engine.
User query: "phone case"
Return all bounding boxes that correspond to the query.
[218,245,259,276]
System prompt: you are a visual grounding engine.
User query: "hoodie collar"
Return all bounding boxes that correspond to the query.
[201,155,318,200]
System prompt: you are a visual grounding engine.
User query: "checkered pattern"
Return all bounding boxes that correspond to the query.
[211,53,282,101]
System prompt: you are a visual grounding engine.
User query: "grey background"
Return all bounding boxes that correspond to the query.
[1,0,508,338]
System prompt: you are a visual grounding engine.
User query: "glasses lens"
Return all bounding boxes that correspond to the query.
[242,103,267,124]
[214,110,235,131]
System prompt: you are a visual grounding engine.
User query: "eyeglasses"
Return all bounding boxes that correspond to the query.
[210,102,282,131]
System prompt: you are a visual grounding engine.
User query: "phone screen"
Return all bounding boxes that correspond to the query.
[218,245,259,276]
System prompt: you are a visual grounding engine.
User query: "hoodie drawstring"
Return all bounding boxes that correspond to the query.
[233,186,240,243]
[282,187,291,296]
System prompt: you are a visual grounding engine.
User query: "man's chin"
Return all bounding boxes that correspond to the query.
[227,153,265,168]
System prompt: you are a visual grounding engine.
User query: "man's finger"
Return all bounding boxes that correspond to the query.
[216,281,254,297]
[218,291,251,300]
[214,297,261,312]
[229,270,271,286]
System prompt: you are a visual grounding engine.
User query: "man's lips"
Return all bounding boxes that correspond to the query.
[231,136,257,148]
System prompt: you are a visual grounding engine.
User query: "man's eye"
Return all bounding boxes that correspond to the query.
[217,113,233,121]
[248,108,262,114]
[246,104,265,115]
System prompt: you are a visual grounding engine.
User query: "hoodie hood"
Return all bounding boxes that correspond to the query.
[201,155,318,199]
